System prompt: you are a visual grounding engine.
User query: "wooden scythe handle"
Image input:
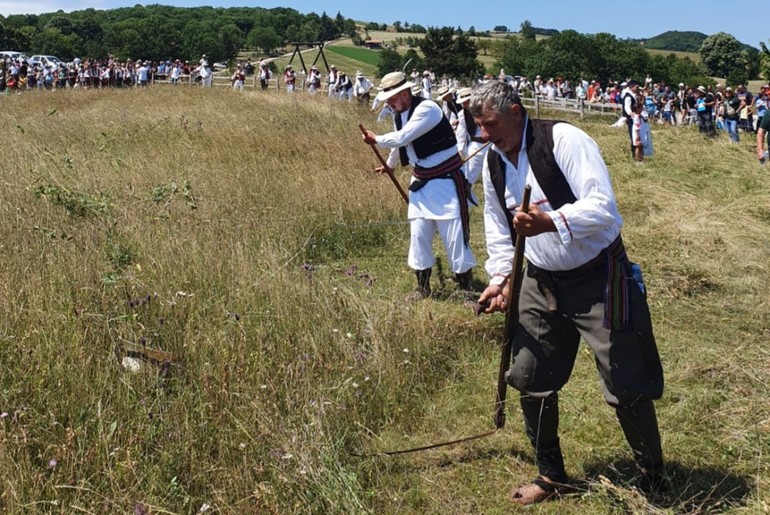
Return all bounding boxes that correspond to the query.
[359,124,409,204]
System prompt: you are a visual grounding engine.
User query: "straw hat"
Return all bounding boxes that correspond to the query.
[377,71,415,101]
[455,87,473,104]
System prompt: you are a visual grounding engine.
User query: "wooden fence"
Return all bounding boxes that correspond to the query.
[521,95,623,118]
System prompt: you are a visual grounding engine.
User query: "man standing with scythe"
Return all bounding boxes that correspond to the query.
[362,71,476,299]
[471,80,665,506]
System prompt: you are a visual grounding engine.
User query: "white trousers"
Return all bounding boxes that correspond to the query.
[408,217,475,273]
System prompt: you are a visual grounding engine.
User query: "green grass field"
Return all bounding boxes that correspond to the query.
[0,85,768,513]
[326,46,381,67]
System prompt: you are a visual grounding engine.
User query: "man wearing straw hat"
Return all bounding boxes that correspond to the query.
[362,71,476,299]
[436,85,460,127]
[455,86,487,188]
[470,80,664,506]
[353,70,372,105]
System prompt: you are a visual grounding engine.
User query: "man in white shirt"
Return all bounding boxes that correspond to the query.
[327,65,339,98]
[362,71,476,298]
[421,70,432,99]
[170,61,181,85]
[454,87,487,190]
[470,80,664,506]
[352,71,372,105]
[137,61,149,87]
[306,64,322,94]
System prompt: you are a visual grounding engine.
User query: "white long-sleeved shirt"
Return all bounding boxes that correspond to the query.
[353,77,372,96]
[375,99,461,220]
[483,118,622,279]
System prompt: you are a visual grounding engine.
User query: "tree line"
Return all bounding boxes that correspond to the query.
[0,5,357,63]
[497,29,767,87]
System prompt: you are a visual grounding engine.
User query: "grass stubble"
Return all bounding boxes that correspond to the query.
[0,86,767,514]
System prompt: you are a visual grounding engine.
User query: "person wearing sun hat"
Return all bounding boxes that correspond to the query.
[454,87,487,191]
[327,64,339,98]
[695,85,716,136]
[362,71,476,299]
[436,85,460,126]
[283,64,296,93]
[353,70,373,105]
[306,64,321,94]
[421,70,433,99]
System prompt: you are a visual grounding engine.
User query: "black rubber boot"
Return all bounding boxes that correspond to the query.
[408,268,432,300]
[455,270,473,291]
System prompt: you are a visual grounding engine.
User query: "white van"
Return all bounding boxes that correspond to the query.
[1,51,29,62]
[29,55,63,68]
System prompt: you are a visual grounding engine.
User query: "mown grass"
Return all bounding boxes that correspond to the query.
[325,46,381,67]
[0,86,768,514]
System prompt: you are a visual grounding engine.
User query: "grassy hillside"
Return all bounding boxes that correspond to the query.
[643,31,708,53]
[0,86,768,513]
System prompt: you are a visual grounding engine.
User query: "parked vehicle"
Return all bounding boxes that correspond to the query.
[29,55,63,68]
[1,50,29,62]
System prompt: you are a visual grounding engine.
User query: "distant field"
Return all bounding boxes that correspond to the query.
[325,46,380,67]
[645,48,701,63]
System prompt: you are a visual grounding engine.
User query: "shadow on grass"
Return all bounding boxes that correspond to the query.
[359,442,533,474]
[582,457,753,512]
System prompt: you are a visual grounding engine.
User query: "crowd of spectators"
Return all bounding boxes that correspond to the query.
[0,54,259,92]
[3,53,767,146]
[495,71,769,138]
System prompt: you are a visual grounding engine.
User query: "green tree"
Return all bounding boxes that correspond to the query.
[403,48,423,74]
[376,46,403,77]
[219,24,244,60]
[249,26,281,54]
[342,19,357,39]
[520,20,536,41]
[760,41,770,82]
[419,26,483,79]
[700,32,747,79]
[30,27,79,59]
[318,12,338,42]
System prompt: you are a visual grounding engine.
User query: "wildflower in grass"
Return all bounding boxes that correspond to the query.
[48,458,58,469]
[0,412,8,418]
[160,360,171,378]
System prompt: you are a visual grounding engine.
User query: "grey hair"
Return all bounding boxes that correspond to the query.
[468,80,526,118]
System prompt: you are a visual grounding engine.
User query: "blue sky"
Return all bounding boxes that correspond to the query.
[1,0,766,49]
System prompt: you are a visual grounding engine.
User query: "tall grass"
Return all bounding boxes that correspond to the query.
[0,86,768,513]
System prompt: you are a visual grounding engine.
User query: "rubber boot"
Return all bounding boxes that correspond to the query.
[407,268,432,300]
[455,270,473,291]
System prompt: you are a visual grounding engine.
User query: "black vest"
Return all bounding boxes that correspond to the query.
[487,119,577,243]
[395,96,457,166]
[463,107,483,142]
[622,91,637,118]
